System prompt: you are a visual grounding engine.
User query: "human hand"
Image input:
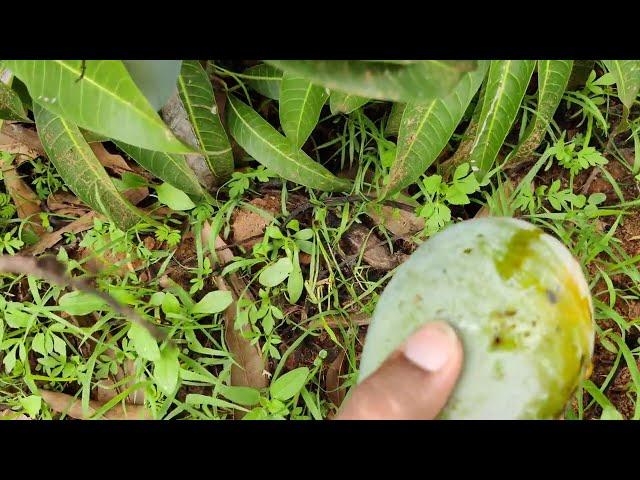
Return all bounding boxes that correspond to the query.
[335,322,463,420]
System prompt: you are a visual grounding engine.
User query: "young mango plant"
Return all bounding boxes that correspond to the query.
[235,60,639,202]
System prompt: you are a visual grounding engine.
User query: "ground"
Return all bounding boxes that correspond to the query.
[1,61,640,420]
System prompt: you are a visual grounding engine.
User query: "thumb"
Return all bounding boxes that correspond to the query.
[335,321,463,420]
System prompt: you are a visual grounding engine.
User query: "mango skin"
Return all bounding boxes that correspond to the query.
[358,218,594,419]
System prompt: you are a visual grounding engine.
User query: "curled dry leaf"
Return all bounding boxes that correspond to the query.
[1,162,45,236]
[365,203,424,238]
[0,409,30,420]
[342,223,399,270]
[89,142,134,176]
[161,92,215,191]
[47,192,90,217]
[40,390,151,420]
[96,346,145,406]
[326,350,347,409]
[24,212,95,255]
[0,122,45,160]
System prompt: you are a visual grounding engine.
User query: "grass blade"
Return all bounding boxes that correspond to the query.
[468,60,536,178]
[267,60,478,103]
[384,64,487,196]
[226,95,351,192]
[279,74,328,148]
[178,60,233,184]
[4,60,191,154]
[34,103,144,231]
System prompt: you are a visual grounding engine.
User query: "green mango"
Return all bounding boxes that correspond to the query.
[358,217,594,419]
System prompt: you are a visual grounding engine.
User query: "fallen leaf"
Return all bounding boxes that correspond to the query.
[232,195,280,249]
[161,92,215,191]
[47,192,90,217]
[1,164,45,236]
[0,409,29,420]
[342,222,399,270]
[24,212,95,255]
[366,203,424,238]
[0,122,45,158]
[40,390,152,420]
[326,350,347,408]
[90,142,134,175]
[202,224,268,418]
[95,340,145,405]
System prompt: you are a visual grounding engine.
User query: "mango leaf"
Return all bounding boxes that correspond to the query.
[114,141,204,198]
[0,80,31,122]
[602,60,640,110]
[4,60,191,153]
[244,64,283,100]
[123,60,182,111]
[508,60,573,166]
[267,60,478,103]
[385,102,405,137]
[279,74,328,148]
[34,103,144,230]
[329,90,369,115]
[226,95,351,192]
[178,60,233,183]
[468,60,536,179]
[384,64,488,196]
[446,81,488,172]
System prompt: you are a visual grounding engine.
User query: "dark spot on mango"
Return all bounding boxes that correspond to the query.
[546,289,558,304]
[463,248,472,254]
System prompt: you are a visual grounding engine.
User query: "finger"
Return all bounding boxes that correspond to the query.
[336,321,463,420]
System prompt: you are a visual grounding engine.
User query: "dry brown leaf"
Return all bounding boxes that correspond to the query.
[90,143,134,175]
[0,122,45,159]
[47,192,90,217]
[2,164,45,236]
[40,390,152,420]
[96,353,145,406]
[200,223,267,419]
[231,195,280,249]
[366,203,424,238]
[24,187,148,256]
[343,223,399,270]
[326,350,347,408]
[0,409,30,420]
[24,212,95,255]
[161,92,215,191]
[210,233,267,389]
